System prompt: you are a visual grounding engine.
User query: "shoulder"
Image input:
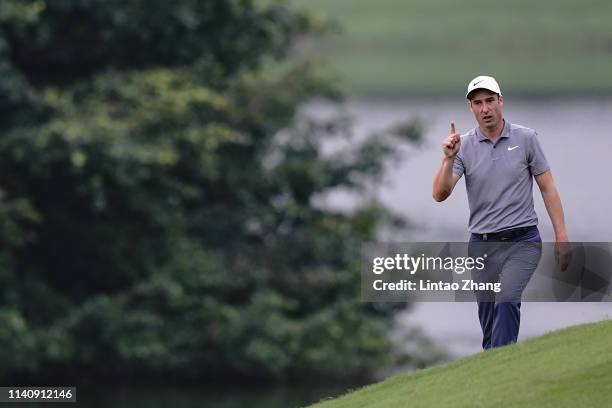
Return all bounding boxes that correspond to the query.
[460,127,478,144]
[509,122,538,140]
[456,127,477,159]
[508,122,548,159]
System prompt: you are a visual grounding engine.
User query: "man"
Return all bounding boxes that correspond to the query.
[432,75,571,349]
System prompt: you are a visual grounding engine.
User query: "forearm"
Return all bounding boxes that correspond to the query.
[541,188,568,241]
[432,157,455,202]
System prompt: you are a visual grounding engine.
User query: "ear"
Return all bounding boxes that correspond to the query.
[498,95,504,107]
[467,99,474,112]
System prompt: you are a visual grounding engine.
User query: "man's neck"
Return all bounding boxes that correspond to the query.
[480,118,505,143]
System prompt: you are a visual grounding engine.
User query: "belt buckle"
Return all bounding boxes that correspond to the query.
[483,233,487,241]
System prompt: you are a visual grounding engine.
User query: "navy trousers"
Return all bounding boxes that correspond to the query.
[469,226,542,349]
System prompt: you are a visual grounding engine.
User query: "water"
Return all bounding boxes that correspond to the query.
[73,384,348,408]
[10,384,349,408]
[306,98,612,357]
[308,98,612,241]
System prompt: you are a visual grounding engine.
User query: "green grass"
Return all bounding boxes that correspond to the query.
[290,0,612,97]
[310,320,612,407]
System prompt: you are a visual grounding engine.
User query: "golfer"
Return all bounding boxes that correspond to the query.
[432,75,571,349]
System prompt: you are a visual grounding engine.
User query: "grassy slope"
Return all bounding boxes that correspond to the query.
[290,0,612,97]
[311,320,612,407]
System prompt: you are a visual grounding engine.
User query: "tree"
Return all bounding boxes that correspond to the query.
[0,0,424,382]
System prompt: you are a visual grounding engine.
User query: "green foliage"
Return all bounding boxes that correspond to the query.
[0,0,423,382]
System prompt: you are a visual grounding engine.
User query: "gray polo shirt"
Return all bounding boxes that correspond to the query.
[452,120,550,234]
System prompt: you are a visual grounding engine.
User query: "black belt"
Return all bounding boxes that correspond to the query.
[473,226,535,241]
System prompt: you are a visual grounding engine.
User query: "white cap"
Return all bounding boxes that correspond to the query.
[466,75,502,99]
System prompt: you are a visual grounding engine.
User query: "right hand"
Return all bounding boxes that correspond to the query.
[442,122,461,158]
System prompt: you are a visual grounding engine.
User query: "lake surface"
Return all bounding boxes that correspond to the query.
[68,383,349,408]
[308,98,612,241]
[306,98,612,357]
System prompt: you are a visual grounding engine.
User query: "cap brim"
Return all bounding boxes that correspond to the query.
[466,87,500,99]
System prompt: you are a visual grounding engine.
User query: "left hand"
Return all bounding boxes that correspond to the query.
[554,238,572,271]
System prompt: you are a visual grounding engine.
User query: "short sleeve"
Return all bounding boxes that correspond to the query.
[452,150,465,178]
[528,132,550,176]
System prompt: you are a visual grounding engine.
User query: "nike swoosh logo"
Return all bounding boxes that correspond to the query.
[508,145,520,151]
[473,80,484,86]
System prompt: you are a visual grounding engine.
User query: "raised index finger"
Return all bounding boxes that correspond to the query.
[450,122,456,134]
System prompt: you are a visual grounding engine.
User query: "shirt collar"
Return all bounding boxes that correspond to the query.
[477,119,511,142]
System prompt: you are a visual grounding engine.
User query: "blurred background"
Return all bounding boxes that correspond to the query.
[0,0,610,407]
